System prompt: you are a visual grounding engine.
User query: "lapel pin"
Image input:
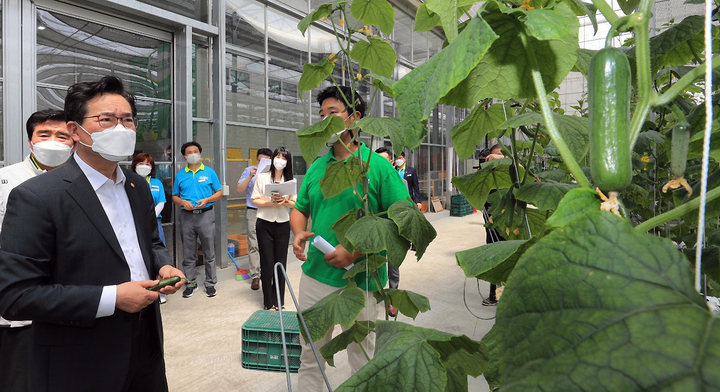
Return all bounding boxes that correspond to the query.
[131,183,135,188]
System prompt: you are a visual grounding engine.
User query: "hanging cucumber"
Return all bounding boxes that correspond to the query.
[588,47,632,216]
[661,121,692,195]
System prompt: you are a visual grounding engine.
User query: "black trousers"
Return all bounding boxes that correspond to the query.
[121,306,168,392]
[256,218,291,309]
[0,325,31,392]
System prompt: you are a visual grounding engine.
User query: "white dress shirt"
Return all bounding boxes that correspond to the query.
[251,172,296,223]
[74,154,150,318]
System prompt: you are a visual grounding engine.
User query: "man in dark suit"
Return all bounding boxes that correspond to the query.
[0,76,185,392]
[395,151,422,208]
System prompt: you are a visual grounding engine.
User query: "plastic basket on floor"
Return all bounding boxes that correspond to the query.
[241,309,301,373]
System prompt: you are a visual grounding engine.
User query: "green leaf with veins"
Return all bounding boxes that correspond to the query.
[350,37,397,78]
[414,3,441,32]
[566,0,598,35]
[572,48,596,76]
[332,210,358,254]
[441,1,578,106]
[350,0,395,35]
[514,181,577,211]
[495,210,720,391]
[523,9,569,40]
[374,288,432,319]
[366,73,395,96]
[320,156,363,200]
[424,0,477,43]
[297,0,348,35]
[349,116,395,138]
[545,187,600,228]
[456,238,538,285]
[452,160,514,210]
[450,103,514,160]
[498,112,589,162]
[298,57,335,93]
[388,201,437,259]
[320,320,374,366]
[300,283,366,342]
[296,115,345,163]
[336,321,488,392]
[394,16,498,150]
[343,255,386,280]
[346,216,410,269]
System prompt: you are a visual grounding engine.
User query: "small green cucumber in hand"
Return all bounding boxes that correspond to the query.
[147,276,185,291]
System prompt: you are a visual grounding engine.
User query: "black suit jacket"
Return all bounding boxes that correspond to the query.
[403,166,421,203]
[0,156,172,392]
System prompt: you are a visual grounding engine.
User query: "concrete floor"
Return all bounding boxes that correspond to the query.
[161,210,495,392]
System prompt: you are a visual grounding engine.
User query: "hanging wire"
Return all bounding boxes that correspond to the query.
[694,0,714,293]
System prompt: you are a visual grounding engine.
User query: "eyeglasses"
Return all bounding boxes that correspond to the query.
[82,115,136,129]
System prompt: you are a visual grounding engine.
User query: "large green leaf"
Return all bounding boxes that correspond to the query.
[366,73,396,96]
[320,156,363,200]
[374,288,432,319]
[343,254,386,280]
[297,0,348,35]
[394,16,498,150]
[346,216,410,269]
[618,0,640,14]
[487,207,547,240]
[449,103,514,160]
[514,181,577,211]
[332,209,358,253]
[566,0,598,35]
[545,187,600,228]
[441,1,579,106]
[494,210,720,391]
[536,169,569,182]
[350,116,396,138]
[296,115,346,163]
[424,0,476,43]
[523,9,569,40]
[301,284,367,342]
[497,112,589,162]
[414,3,441,32]
[388,200,437,259]
[337,321,488,392]
[350,37,397,78]
[572,48,596,76]
[320,320,374,366]
[456,239,538,285]
[350,0,395,35]
[633,130,665,154]
[451,162,514,210]
[298,57,336,93]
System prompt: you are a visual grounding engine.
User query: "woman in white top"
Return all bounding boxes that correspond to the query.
[251,147,296,310]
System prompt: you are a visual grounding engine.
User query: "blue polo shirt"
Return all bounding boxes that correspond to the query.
[172,163,222,209]
[147,177,166,217]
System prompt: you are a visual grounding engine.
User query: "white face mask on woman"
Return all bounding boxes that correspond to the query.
[135,164,152,177]
[78,123,136,162]
[273,158,287,171]
[31,140,73,168]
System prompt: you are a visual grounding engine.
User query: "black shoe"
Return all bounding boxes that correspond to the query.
[182,286,197,298]
[482,298,498,306]
[206,287,217,297]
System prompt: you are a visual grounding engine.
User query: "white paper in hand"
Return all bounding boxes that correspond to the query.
[257,158,271,173]
[311,236,353,270]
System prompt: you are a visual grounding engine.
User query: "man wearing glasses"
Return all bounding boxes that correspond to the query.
[0,76,184,392]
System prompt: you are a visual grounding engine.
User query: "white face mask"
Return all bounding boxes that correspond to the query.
[186,153,202,165]
[395,159,405,167]
[78,123,136,162]
[136,164,152,177]
[273,158,287,171]
[327,114,352,145]
[31,140,73,168]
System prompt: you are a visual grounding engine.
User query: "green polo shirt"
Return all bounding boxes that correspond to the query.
[295,143,411,290]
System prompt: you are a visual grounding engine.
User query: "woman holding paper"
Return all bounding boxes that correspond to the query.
[251,146,296,310]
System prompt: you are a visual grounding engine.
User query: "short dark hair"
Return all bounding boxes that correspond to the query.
[65,76,137,124]
[317,85,366,119]
[490,144,502,153]
[131,153,156,177]
[26,109,66,140]
[181,141,202,155]
[270,146,293,182]
[257,148,273,158]
[375,146,392,159]
[399,151,406,158]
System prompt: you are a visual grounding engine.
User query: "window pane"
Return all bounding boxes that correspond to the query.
[137,0,209,21]
[226,0,266,53]
[227,124,268,237]
[226,53,266,124]
[194,43,211,119]
[37,10,172,101]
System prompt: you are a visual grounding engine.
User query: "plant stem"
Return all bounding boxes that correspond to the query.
[591,0,620,26]
[520,124,540,185]
[655,56,720,106]
[635,186,720,232]
[628,3,655,147]
[518,28,592,188]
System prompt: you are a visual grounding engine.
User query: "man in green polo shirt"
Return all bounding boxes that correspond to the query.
[172,141,223,298]
[291,86,410,391]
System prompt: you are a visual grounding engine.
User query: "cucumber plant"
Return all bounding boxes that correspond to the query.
[294,0,720,390]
